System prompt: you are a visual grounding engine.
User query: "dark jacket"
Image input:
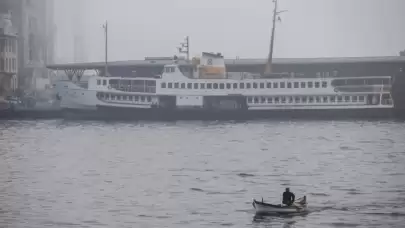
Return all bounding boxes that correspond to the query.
[282,191,295,205]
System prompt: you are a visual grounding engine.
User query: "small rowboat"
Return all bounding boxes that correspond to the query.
[252,196,308,214]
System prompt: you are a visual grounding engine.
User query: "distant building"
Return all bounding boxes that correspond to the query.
[0,11,18,99]
[2,0,55,92]
[53,0,86,64]
[400,50,405,56]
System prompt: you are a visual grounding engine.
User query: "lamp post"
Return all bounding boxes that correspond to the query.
[102,21,109,76]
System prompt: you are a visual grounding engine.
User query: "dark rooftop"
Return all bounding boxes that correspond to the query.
[47,56,405,70]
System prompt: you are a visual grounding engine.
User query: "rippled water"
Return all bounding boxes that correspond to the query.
[1,119,405,228]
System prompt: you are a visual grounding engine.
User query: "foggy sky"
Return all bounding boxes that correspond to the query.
[54,0,405,63]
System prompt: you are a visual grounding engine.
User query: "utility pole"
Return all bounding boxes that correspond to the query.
[102,21,109,76]
[264,0,287,75]
[178,36,190,62]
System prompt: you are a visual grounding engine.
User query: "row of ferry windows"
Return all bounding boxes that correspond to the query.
[247,95,366,104]
[161,81,328,90]
[97,93,152,102]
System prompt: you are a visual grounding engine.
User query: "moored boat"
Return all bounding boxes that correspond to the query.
[252,196,308,214]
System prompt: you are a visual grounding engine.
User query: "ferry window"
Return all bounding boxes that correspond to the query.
[181,83,186,89]
[359,96,365,102]
[130,96,134,101]
[316,97,321,103]
[260,83,265,89]
[124,95,128,101]
[261,97,266,103]
[337,96,343,102]
[294,82,299,88]
[345,96,350,102]
[219,83,225,89]
[301,82,306,88]
[200,83,205,89]
[295,97,300,103]
[174,83,179,88]
[254,97,259,103]
[281,97,286,103]
[161,82,166,88]
[117,96,121,100]
[240,83,245,89]
[302,97,307,103]
[213,83,218,89]
[288,97,293,103]
[280,82,285,88]
[309,97,314,103]
[273,82,278,88]
[353,96,358,102]
[226,83,231,89]
[111,95,116,100]
[103,80,107,85]
[308,82,313,88]
[315,82,320,88]
[207,83,212,89]
[97,80,101,85]
[135,96,139,101]
[268,97,273,103]
[287,82,292,88]
[246,83,251,89]
[233,83,238,89]
[323,96,328,103]
[147,96,152,102]
[168,83,172,88]
[187,83,192,89]
[267,82,272,88]
[194,83,198,89]
[253,83,258,89]
[140,96,144,102]
[330,96,336,102]
[275,97,280,103]
[248,97,253,103]
[322,81,327,88]
[171,67,175,72]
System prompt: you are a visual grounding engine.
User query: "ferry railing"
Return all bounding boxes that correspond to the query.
[108,84,156,93]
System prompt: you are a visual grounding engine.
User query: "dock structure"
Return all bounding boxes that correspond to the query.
[46,56,405,81]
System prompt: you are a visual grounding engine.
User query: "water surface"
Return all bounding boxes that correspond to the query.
[1,120,404,227]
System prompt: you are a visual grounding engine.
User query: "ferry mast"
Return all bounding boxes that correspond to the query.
[264,0,287,75]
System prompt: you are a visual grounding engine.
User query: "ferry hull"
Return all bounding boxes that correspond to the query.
[62,106,395,121]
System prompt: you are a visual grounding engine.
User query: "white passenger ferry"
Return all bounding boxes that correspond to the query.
[54,52,394,120]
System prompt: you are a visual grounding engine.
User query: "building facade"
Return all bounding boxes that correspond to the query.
[1,0,55,93]
[0,11,18,100]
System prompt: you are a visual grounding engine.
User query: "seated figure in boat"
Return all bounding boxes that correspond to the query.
[282,187,295,206]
